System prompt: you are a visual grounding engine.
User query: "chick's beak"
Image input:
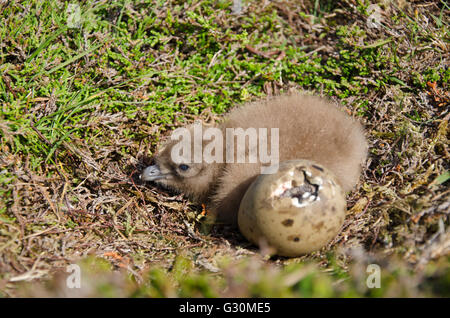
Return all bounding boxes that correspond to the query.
[140,165,166,181]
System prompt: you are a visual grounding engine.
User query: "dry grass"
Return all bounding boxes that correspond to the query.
[0,0,448,297]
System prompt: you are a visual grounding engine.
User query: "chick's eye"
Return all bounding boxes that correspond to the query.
[178,164,190,171]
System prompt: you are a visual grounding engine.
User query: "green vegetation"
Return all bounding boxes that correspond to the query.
[0,0,448,297]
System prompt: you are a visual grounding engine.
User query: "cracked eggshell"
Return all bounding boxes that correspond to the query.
[238,160,346,257]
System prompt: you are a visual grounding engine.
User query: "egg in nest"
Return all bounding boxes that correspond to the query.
[238,160,347,257]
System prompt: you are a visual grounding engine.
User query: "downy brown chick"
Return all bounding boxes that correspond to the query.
[141,94,368,225]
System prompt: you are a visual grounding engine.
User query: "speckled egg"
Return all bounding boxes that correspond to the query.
[238,160,347,257]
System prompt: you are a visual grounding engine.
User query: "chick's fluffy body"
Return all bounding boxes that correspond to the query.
[151,94,368,225]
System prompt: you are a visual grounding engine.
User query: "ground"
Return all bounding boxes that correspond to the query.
[0,0,449,297]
